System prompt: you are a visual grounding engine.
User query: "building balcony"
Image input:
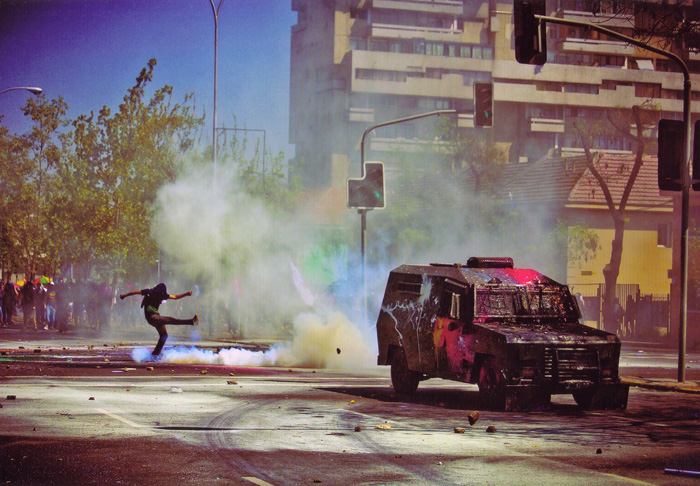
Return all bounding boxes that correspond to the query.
[530,117,565,133]
[349,50,487,98]
[349,107,375,123]
[370,22,463,42]
[457,113,474,128]
[373,0,464,16]
[559,9,634,29]
[368,136,451,154]
[559,38,635,56]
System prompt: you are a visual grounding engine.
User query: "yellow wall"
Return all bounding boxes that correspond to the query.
[567,211,673,296]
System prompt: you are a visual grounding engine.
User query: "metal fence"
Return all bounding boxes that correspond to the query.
[569,283,671,340]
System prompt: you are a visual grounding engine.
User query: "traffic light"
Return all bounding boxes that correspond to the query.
[658,119,684,192]
[474,82,493,128]
[514,0,547,65]
[347,161,385,209]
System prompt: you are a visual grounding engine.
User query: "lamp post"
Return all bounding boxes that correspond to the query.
[0,86,42,96]
[209,0,224,177]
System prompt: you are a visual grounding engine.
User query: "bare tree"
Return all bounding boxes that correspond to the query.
[574,103,659,331]
[581,0,700,57]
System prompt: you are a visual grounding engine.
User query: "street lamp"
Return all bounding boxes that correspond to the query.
[0,86,42,96]
[209,0,224,177]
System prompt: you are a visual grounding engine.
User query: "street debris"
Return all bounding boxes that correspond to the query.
[122,367,136,372]
[227,380,237,385]
[468,411,480,426]
[375,424,392,430]
[33,349,41,353]
[146,367,154,371]
[486,425,497,433]
[350,400,355,404]
[88,397,95,401]
[596,449,602,454]
[354,426,362,432]
[454,427,466,434]
[336,348,341,354]
[7,395,16,400]
[200,369,208,375]
[170,387,183,393]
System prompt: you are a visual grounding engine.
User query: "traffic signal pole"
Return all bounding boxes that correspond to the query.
[356,109,459,324]
[530,13,692,381]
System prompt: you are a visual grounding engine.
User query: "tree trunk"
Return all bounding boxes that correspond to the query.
[602,216,625,333]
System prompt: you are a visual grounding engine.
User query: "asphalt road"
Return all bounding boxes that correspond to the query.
[0,331,699,486]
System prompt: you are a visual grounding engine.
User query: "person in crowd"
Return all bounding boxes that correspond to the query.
[35,283,47,330]
[120,283,198,357]
[55,279,71,333]
[20,278,36,330]
[92,281,112,336]
[2,281,17,328]
[46,282,57,330]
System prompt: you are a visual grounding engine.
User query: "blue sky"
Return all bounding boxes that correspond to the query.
[0,0,297,157]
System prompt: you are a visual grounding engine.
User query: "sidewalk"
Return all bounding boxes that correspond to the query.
[621,376,700,394]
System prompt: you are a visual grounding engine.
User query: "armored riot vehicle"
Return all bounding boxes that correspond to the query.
[376,257,629,411]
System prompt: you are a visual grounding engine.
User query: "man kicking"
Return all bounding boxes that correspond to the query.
[120,283,198,356]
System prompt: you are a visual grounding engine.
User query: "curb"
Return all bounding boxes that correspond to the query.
[622,377,700,394]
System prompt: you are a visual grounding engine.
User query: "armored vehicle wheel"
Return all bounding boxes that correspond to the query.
[391,350,420,395]
[478,357,506,410]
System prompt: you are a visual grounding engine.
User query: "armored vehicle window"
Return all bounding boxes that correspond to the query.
[439,290,461,319]
[475,285,578,318]
[397,281,421,294]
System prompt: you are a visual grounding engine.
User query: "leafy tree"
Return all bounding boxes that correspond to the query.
[57,58,204,283]
[436,116,507,196]
[1,94,69,277]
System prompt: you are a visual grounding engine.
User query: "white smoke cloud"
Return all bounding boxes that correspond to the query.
[145,161,378,370]
[131,310,375,369]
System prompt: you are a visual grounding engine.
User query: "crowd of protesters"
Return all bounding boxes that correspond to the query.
[0,276,200,337]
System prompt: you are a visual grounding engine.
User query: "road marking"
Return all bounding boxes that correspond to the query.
[242,477,276,486]
[601,473,656,485]
[95,408,143,428]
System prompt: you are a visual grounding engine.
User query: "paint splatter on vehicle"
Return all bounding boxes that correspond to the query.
[376,257,629,411]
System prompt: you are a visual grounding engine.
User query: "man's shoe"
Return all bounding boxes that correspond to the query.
[193,314,199,326]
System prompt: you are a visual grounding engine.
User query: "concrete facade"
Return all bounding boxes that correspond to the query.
[289,0,700,189]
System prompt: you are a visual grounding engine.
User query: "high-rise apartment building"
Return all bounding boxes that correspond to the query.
[289,0,700,189]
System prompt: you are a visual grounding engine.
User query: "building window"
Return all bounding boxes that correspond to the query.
[350,38,367,50]
[658,223,672,248]
[635,83,661,99]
